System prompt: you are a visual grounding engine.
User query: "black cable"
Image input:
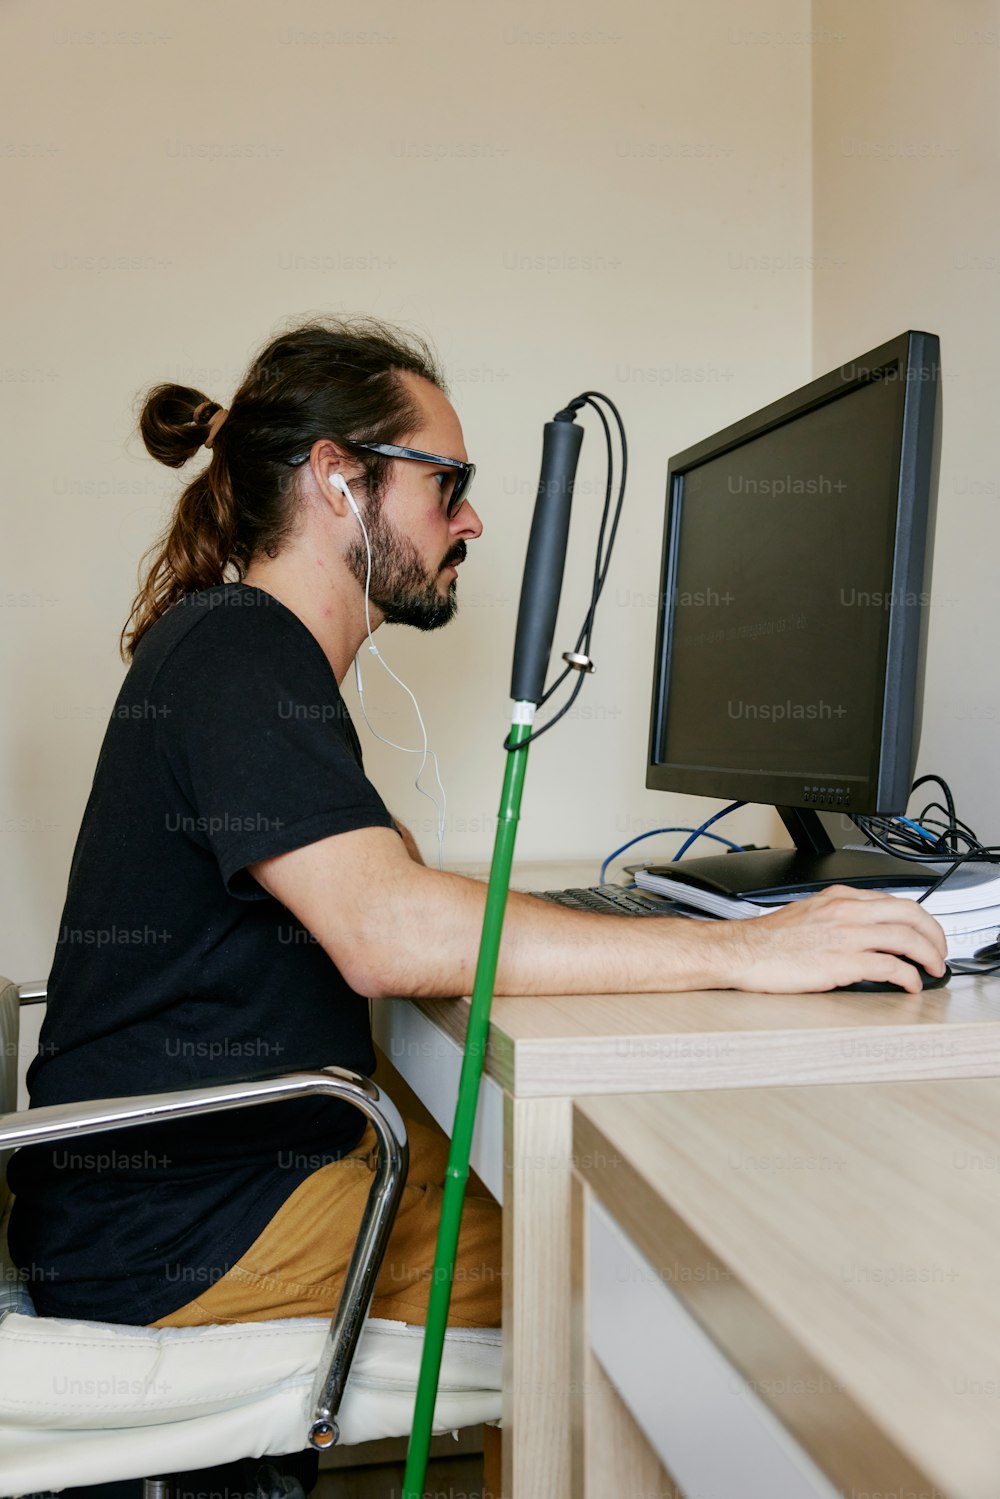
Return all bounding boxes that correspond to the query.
[578,392,628,607]
[916,849,985,906]
[537,402,613,710]
[852,816,943,861]
[946,957,1000,976]
[923,810,979,845]
[850,780,1000,966]
[505,392,627,751]
[852,775,1000,906]
[519,666,590,747]
[538,394,625,711]
[911,774,958,851]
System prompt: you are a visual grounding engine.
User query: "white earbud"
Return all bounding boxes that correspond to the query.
[331,471,361,517]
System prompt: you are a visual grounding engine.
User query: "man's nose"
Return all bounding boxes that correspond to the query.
[452,499,483,539]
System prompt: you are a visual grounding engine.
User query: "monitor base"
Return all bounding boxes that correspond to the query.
[643,848,938,901]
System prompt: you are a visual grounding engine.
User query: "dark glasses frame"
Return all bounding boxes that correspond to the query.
[287,440,475,519]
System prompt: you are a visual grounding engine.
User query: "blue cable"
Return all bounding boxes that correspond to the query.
[599,815,745,884]
[895,816,937,844]
[673,801,747,862]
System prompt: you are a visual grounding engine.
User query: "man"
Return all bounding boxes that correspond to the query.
[9,318,946,1335]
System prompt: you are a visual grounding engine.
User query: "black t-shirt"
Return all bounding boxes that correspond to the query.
[7,583,398,1324]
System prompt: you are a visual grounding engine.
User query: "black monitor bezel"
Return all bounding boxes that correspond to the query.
[645,330,941,818]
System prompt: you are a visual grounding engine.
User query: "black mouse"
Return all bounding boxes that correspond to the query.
[837,961,951,994]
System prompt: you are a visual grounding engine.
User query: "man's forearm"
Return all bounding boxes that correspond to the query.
[359,866,732,999]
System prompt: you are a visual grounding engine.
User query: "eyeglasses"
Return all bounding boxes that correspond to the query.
[287,440,476,520]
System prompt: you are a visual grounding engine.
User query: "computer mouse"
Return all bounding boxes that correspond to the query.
[837,961,951,994]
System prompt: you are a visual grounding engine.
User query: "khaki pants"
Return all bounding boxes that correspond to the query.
[151,1116,502,1330]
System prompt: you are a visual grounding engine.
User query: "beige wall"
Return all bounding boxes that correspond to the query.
[2,0,814,992]
[812,0,1000,834]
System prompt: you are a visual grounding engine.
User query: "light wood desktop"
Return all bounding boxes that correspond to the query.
[573,1076,1000,1499]
[373,859,1000,1499]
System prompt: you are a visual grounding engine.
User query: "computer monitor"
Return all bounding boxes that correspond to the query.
[645,329,941,898]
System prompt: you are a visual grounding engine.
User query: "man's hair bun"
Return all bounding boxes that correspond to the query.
[139,383,221,468]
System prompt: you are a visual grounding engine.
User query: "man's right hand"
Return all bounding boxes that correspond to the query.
[709,884,949,996]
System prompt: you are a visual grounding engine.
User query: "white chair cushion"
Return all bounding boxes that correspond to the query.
[0,1311,501,1495]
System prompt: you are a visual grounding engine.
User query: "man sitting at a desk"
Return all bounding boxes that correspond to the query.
[7,317,946,1336]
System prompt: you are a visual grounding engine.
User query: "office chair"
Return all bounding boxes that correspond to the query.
[0,977,502,1497]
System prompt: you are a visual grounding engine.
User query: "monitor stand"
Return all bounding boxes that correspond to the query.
[643,807,938,900]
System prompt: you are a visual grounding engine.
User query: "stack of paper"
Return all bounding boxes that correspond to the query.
[634,863,1000,961]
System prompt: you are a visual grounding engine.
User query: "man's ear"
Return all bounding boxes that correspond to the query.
[302,439,363,517]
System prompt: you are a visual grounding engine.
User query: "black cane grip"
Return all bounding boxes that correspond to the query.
[511,417,585,704]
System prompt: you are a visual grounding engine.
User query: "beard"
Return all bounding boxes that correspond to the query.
[344,495,467,632]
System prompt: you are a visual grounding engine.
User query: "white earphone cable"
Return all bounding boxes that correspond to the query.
[346,482,447,868]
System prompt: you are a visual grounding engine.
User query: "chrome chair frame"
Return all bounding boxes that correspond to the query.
[2,981,410,1457]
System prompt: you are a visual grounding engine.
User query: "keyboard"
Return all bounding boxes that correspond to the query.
[530,885,683,917]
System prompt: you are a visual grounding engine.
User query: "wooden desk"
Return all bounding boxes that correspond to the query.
[372,860,1000,1499]
[573,1077,1000,1498]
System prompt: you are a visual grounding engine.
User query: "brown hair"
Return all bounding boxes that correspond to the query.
[122,315,444,660]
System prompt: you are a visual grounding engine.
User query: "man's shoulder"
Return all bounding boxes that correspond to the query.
[135,584,329,683]
[126,584,361,757]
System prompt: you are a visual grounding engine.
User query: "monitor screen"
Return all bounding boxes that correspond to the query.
[647,331,940,820]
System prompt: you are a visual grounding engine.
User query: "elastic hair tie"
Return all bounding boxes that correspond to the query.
[192,400,229,449]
